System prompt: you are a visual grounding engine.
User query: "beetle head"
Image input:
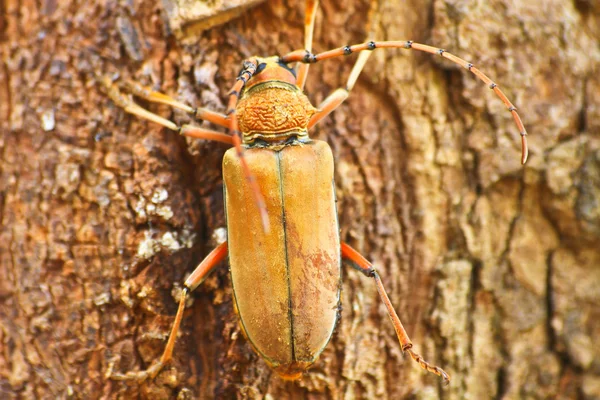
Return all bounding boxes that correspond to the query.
[243,56,297,91]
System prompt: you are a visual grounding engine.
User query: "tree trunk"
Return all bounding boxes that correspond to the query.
[1,0,599,399]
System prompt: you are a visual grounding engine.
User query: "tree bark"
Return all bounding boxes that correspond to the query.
[1,0,599,399]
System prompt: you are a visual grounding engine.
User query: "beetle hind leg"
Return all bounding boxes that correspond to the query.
[341,242,450,384]
[107,287,188,383]
[107,242,228,383]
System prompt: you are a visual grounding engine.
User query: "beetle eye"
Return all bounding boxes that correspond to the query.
[255,62,267,75]
[277,60,297,78]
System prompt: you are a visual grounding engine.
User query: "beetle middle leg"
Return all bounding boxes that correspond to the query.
[109,242,228,382]
[341,242,450,384]
[307,50,372,129]
[305,0,379,129]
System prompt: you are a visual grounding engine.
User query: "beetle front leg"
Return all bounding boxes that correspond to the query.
[109,242,228,382]
[295,0,319,90]
[103,75,230,127]
[341,242,450,384]
[307,37,374,129]
[98,75,234,145]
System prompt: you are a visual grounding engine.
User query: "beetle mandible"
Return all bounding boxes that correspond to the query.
[104,0,528,385]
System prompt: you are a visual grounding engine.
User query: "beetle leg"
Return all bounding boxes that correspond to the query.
[307,0,379,128]
[120,79,230,127]
[296,0,319,90]
[109,242,228,382]
[179,125,234,145]
[282,40,528,164]
[98,75,234,145]
[308,50,371,129]
[341,242,450,385]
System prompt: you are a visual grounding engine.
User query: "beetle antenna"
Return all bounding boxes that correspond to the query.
[281,40,528,164]
[225,59,271,233]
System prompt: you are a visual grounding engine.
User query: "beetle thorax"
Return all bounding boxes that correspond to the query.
[234,56,317,144]
[236,82,316,143]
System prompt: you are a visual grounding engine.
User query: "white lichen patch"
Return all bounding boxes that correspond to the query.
[160,229,196,251]
[134,195,147,219]
[180,229,196,248]
[118,280,135,309]
[212,227,227,245]
[156,205,173,220]
[93,292,111,307]
[41,109,55,131]
[137,286,151,299]
[151,188,169,203]
[160,232,181,251]
[137,229,196,260]
[137,230,161,259]
[134,190,174,221]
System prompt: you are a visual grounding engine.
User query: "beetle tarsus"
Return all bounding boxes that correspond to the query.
[406,347,451,385]
[109,360,166,383]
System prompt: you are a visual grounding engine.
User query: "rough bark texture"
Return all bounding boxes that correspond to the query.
[1,0,599,399]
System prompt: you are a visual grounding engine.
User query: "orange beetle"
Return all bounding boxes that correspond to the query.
[224,129,340,379]
[106,0,528,386]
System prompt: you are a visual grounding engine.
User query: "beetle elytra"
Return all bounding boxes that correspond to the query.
[104,0,528,385]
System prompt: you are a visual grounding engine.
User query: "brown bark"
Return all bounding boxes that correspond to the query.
[1,0,599,399]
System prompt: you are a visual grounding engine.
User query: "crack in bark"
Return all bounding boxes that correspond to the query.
[546,250,556,353]
[578,77,588,134]
[466,258,481,377]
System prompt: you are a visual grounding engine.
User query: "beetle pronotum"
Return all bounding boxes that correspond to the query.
[104,0,527,386]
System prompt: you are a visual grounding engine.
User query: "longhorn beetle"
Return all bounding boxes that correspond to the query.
[104,0,527,385]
